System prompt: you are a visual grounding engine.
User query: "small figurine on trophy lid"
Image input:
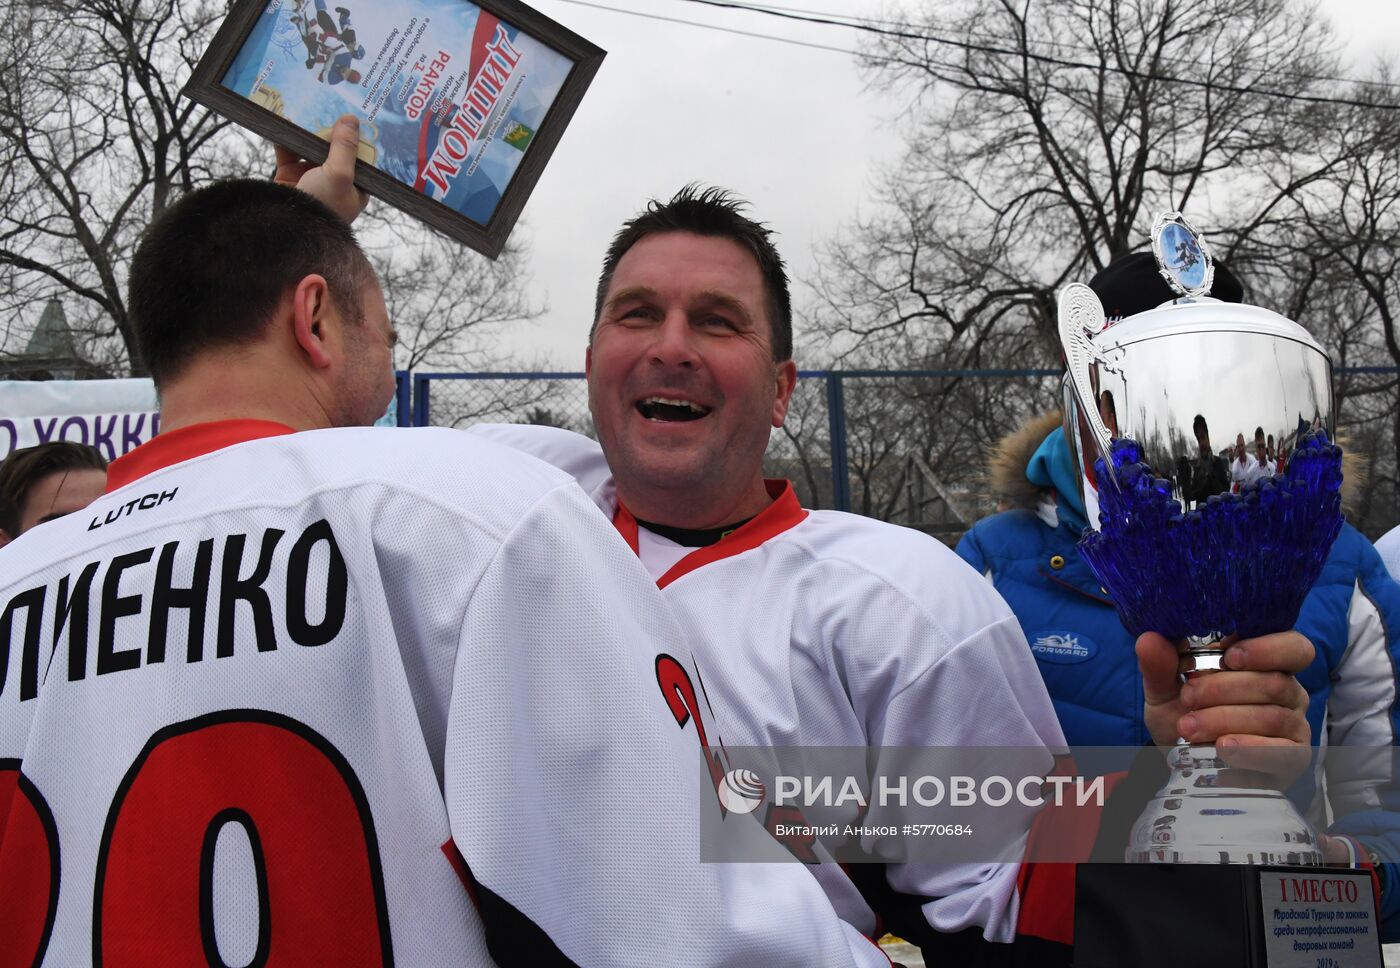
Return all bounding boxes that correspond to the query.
[1150,211,1215,299]
[1058,214,1345,866]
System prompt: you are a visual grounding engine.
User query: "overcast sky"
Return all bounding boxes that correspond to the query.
[489,0,1399,367]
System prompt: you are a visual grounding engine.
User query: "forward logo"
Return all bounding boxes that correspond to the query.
[1030,631,1095,663]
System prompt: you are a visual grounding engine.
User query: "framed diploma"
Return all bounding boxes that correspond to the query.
[184,0,604,257]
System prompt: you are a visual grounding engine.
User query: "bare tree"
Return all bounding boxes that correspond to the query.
[810,0,1341,366]
[0,0,541,377]
[1246,73,1400,532]
[799,0,1400,533]
[0,0,238,373]
[771,376,834,508]
[363,209,543,372]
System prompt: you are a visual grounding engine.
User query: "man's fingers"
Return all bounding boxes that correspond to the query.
[272,143,309,187]
[297,114,368,222]
[1179,670,1305,712]
[1136,631,1182,706]
[1214,734,1312,752]
[273,143,301,170]
[1178,703,1310,745]
[321,114,362,186]
[1317,834,1355,866]
[1222,630,1314,674]
[1141,631,1313,752]
[1214,735,1314,786]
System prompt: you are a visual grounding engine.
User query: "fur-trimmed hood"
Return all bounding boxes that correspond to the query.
[986,410,1365,514]
[987,412,1067,511]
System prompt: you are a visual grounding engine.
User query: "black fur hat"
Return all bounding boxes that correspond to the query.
[1088,252,1244,321]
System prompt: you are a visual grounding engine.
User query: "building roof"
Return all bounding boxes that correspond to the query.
[24,298,79,359]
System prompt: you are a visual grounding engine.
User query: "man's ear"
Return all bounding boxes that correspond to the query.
[772,359,798,428]
[291,274,334,369]
[584,345,593,380]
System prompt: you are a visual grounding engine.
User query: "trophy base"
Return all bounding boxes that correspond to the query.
[1128,742,1323,864]
[1074,864,1381,967]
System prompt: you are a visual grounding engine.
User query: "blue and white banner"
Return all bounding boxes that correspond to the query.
[0,379,160,460]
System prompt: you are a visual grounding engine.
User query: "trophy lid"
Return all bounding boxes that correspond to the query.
[1090,253,1244,322]
[1092,299,1326,355]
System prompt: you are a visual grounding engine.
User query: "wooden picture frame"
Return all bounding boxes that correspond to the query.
[184,0,604,258]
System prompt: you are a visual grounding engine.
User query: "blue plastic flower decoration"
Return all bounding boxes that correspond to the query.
[1077,432,1343,640]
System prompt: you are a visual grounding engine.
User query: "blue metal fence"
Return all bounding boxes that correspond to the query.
[814,369,1063,514]
[399,366,1400,539]
[405,369,1061,531]
[395,371,412,427]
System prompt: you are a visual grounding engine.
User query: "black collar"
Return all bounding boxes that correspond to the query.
[633,516,755,548]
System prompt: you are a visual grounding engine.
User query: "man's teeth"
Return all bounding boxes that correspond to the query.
[646,397,703,412]
[638,397,710,420]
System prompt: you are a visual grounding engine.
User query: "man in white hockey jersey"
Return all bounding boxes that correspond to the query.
[0,132,901,965]
[289,125,1316,960]
[455,186,1320,963]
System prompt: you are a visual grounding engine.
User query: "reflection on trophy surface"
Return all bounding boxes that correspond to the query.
[1059,213,1345,865]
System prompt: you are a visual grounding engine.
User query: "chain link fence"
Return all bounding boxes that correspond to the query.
[410,369,1400,543]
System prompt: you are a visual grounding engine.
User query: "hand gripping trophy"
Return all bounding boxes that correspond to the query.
[1058,214,1380,966]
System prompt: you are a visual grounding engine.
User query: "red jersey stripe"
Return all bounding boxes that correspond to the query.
[105,420,294,491]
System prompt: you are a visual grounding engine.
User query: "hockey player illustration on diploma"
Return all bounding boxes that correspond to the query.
[289,1,367,85]
[220,0,575,225]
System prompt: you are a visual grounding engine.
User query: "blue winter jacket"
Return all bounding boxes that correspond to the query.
[957,425,1400,937]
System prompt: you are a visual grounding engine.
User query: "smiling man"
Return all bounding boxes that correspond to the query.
[292,146,1319,961]
[460,186,1319,963]
[585,194,797,534]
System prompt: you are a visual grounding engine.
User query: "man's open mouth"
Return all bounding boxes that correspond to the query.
[636,396,712,422]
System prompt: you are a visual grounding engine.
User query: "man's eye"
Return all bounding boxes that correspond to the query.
[620,306,654,320]
[701,315,735,329]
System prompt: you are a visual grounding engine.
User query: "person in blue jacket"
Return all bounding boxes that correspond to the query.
[957,255,1400,939]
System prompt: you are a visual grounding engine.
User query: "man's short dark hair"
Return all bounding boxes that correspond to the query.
[592,185,793,362]
[0,441,108,535]
[129,179,373,385]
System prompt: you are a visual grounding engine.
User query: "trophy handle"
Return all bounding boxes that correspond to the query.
[1057,282,1115,478]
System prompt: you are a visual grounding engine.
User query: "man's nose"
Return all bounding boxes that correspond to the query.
[648,312,698,367]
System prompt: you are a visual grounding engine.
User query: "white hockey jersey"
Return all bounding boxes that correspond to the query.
[469,424,1069,945]
[0,420,887,967]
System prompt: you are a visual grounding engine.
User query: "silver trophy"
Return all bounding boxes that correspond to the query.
[1059,213,1338,865]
